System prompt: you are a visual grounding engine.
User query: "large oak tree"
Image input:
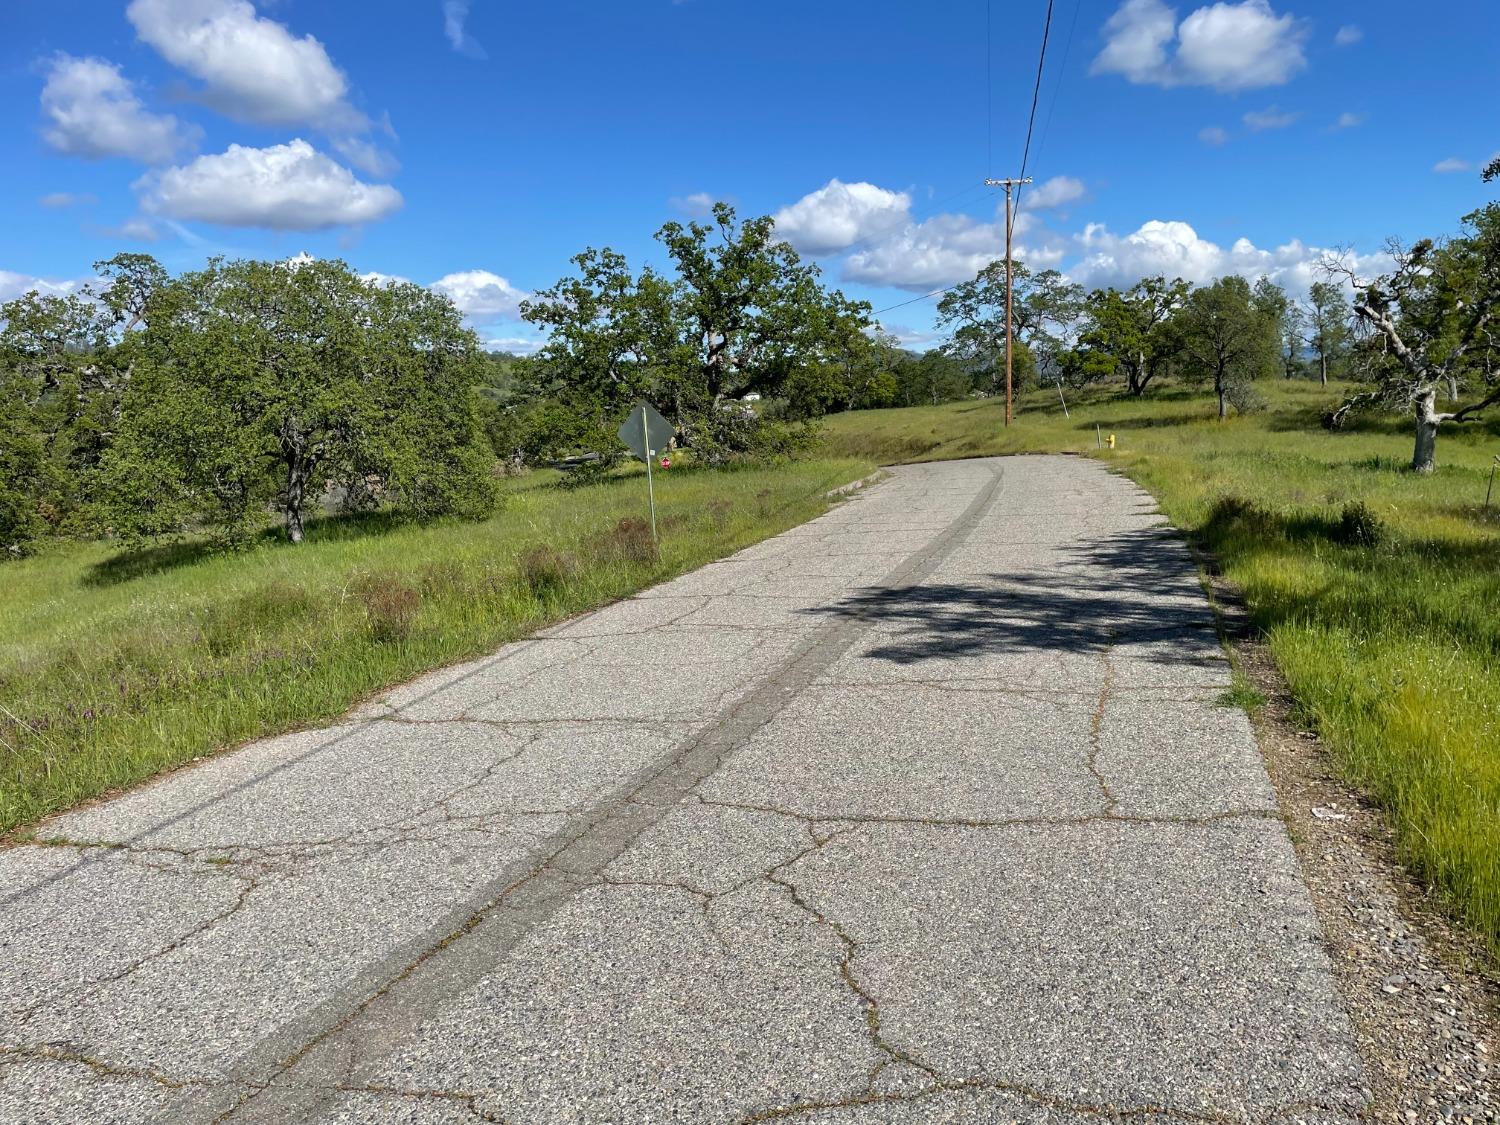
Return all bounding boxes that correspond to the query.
[101,257,497,543]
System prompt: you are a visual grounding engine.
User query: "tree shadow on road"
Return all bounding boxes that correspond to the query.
[802,526,1219,667]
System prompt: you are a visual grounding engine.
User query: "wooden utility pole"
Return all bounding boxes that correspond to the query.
[985,177,1030,427]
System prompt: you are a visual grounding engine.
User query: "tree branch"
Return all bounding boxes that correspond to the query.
[1450,384,1500,423]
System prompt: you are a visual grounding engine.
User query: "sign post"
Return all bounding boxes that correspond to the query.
[617,402,675,544]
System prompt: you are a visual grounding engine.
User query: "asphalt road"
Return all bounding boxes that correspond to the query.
[0,456,1368,1124]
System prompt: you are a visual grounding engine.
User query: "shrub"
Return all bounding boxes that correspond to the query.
[1333,500,1385,547]
[199,581,318,656]
[1203,495,1280,544]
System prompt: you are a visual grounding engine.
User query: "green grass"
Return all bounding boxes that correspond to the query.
[0,457,871,835]
[826,380,1500,953]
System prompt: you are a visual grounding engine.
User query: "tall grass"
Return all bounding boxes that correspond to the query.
[826,380,1500,953]
[0,458,871,834]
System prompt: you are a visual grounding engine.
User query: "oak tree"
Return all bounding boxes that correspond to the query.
[101,257,497,544]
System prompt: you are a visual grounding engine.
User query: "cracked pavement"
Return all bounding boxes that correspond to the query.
[0,456,1368,1124]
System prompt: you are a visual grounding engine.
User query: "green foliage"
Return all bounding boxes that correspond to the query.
[1178,275,1282,418]
[936,261,1084,393]
[521,201,870,466]
[0,287,127,548]
[1343,203,1500,470]
[1333,499,1385,546]
[1076,276,1190,395]
[98,257,498,545]
[1304,280,1354,385]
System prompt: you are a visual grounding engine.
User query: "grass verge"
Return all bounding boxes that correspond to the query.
[825,380,1500,955]
[0,457,871,836]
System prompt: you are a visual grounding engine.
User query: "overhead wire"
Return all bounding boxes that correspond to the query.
[1029,0,1082,183]
[1010,0,1057,224]
[873,0,1061,322]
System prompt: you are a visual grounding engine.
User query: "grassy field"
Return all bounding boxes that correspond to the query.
[826,380,1500,954]
[0,457,871,836]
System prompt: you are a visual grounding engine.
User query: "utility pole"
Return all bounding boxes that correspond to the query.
[985,177,1030,427]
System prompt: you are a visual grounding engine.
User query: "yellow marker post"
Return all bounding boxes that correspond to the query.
[1107,433,1116,449]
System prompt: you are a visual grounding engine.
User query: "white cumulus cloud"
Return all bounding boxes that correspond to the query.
[127,0,361,130]
[1199,125,1229,145]
[1092,0,1308,92]
[482,336,544,356]
[136,139,403,230]
[0,270,94,303]
[1332,112,1364,130]
[40,54,197,165]
[360,270,414,288]
[1334,25,1362,46]
[772,179,912,257]
[768,178,1079,290]
[431,270,530,320]
[1023,176,1087,210]
[844,211,1063,292]
[1068,218,1387,296]
[670,192,717,218]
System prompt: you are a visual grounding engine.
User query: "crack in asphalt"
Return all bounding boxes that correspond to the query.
[167,465,1013,1124]
[1087,638,1123,815]
[760,830,944,1096]
[0,1044,520,1123]
[737,1077,1256,1124]
[692,795,1282,831]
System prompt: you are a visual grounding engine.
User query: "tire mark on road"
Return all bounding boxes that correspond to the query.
[173,462,1009,1123]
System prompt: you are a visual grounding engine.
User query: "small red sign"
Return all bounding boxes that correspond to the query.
[660,457,671,468]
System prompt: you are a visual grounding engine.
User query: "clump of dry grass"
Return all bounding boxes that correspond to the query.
[351,572,422,642]
[518,545,578,598]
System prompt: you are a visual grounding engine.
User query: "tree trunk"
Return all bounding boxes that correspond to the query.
[1319,351,1327,387]
[1447,374,1460,403]
[1411,387,1441,474]
[1216,372,1228,420]
[285,462,307,543]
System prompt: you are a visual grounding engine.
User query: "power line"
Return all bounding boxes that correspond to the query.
[1011,0,1057,222]
[1030,0,1082,180]
[872,287,955,318]
[876,0,1059,323]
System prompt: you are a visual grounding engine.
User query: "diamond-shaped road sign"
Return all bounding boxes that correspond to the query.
[618,402,674,463]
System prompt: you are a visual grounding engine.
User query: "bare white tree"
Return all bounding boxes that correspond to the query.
[1325,208,1500,472]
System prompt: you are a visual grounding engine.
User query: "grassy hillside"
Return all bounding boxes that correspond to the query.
[826,380,1500,953]
[0,457,871,835]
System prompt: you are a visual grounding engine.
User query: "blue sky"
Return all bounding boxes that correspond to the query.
[2,0,1496,351]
